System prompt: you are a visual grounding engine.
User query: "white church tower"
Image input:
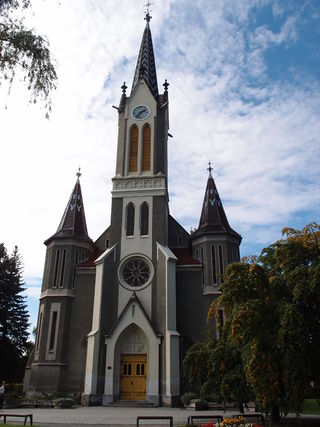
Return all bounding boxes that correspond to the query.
[83,10,179,406]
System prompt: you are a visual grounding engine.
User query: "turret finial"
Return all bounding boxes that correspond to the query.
[144,1,153,22]
[163,79,169,92]
[207,161,213,175]
[76,167,81,178]
[121,82,127,93]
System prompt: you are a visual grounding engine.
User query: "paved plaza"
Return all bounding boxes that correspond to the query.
[1,406,320,426]
[0,406,244,426]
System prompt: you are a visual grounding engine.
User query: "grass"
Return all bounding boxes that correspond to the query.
[302,399,320,415]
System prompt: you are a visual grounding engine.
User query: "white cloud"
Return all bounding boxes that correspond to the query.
[1,0,319,322]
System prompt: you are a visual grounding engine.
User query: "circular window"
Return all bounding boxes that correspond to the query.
[119,256,153,290]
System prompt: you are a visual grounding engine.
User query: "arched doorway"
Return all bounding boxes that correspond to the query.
[116,324,148,401]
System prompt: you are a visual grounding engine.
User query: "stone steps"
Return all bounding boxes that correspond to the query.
[107,400,157,407]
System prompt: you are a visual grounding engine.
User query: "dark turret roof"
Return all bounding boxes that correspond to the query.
[131,19,158,99]
[45,172,92,244]
[192,166,241,240]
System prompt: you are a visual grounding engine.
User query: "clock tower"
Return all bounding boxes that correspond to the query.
[83,12,179,406]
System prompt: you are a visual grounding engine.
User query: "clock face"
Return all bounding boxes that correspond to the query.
[132,105,150,120]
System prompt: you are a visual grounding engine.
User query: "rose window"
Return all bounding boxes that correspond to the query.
[122,258,151,287]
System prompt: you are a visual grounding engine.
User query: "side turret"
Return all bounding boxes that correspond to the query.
[191,163,241,293]
[27,171,96,394]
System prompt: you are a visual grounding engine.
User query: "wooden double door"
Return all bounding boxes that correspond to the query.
[120,354,147,400]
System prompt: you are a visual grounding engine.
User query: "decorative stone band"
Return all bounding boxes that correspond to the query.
[40,288,74,299]
[112,176,166,191]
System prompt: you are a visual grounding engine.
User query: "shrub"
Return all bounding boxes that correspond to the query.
[194,398,209,411]
[53,398,74,408]
[181,392,198,406]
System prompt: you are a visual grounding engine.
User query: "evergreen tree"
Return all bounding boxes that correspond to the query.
[0,243,29,381]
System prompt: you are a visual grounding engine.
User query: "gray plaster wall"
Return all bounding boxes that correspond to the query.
[176,268,216,346]
[96,254,119,393]
[154,102,168,176]
[110,198,123,248]
[65,269,96,392]
[154,249,167,400]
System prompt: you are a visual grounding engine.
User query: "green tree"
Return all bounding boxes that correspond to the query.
[0,0,57,116]
[182,321,253,412]
[0,243,29,381]
[209,222,320,422]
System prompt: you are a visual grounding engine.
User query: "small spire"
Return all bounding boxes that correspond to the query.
[121,82,127,93]
[76,167,81,178]
[131,4,159,99]
[163,79,169,92]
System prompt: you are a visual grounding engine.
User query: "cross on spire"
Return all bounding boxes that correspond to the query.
[207,161,213,175]
[144,1,153,22]
[76,167,82,178]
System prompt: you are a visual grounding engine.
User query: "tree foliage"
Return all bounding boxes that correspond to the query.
[183,223,320,421]
[0,0,57,116]
[0,243,29,381]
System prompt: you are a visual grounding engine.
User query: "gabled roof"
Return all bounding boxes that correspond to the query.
[106,292,161,339]
[45,172,92,244]
[131,19,158,100]
[192,166,241,240]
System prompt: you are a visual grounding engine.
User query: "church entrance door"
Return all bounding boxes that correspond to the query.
[120,354,147,400]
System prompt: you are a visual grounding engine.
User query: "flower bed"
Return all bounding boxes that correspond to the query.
[198,417,264,427]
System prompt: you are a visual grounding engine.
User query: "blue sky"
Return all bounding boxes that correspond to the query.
[1,0,319,334]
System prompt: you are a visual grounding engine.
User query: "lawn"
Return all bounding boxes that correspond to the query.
[302,399,320,415]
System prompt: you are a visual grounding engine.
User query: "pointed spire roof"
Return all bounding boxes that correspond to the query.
[45,169,92,244]
[192,162,241,239]
[131,13,159,99]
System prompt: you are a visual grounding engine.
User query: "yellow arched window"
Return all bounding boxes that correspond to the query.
[129,126,138,172]
[142,125,151,172]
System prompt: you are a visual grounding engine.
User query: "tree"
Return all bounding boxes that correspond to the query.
[0,243,29,381]
[0,0,57,116]
[182,223,320,422]
[208,222,320,422]
[182,323,253,412]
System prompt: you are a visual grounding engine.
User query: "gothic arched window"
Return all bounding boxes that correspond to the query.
[129,126,138,172]
[126,203,135,236]
[211,245,217,284]
[140,202,149,236]
[219,244,224,284]
[142,125,151,172]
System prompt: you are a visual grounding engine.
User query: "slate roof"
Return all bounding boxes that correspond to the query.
[192,169,241,240]
[131,20,159,99]
[45,174,92,244]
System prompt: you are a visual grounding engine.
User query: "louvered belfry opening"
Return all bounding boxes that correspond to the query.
[142,125,151,171]
[129,126,138,172]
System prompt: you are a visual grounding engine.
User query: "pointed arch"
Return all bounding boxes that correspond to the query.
[140,202,149,236]
[142,124,151,172]
[129,125,138,172]
[211,245,217,284]
[126,203,135,236]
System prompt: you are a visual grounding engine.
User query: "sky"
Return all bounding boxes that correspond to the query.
[1,0,320,335]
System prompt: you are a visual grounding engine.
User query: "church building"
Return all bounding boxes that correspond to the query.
[24,12,241,406]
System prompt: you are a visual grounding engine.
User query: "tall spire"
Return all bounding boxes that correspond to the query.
[131,8,159,99]
[46,169,91,243]
[192,163,240,238]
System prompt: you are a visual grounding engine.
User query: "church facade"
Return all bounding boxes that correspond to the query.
[24,15,241,406]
